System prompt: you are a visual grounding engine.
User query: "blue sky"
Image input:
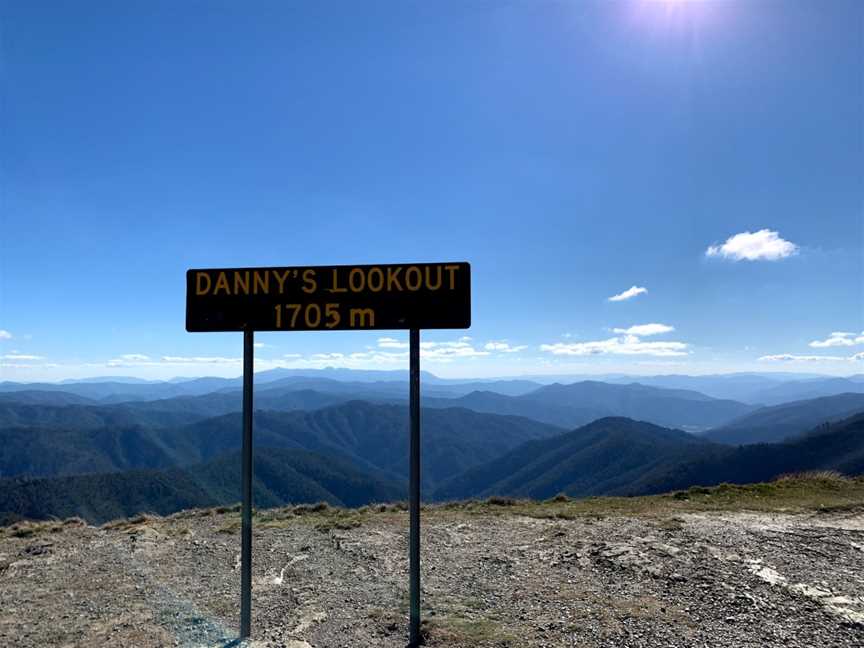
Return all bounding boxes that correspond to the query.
[1,0,862,381]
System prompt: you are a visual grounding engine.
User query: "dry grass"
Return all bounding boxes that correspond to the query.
[101,512,162,531]
[435,474,864,520]
[16,473,862,537]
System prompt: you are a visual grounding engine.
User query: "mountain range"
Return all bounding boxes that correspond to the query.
[1,368,863,525]
[435,412,864,501]
[0,448,402,525]
[703,392,864,445]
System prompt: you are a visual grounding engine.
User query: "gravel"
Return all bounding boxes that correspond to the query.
[1,505,862,647]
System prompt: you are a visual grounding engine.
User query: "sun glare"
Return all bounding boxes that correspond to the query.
[626,0,728,36]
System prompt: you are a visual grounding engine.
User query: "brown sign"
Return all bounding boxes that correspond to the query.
[186,262,471,332]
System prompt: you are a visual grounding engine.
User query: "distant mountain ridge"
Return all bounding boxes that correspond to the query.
[434,417,719,500]
[425,381,758,432]
[0,401,564,488]
[703,393,864,445]
[3,369,860,406]
[0,448,403,525]
[435,413,864,501]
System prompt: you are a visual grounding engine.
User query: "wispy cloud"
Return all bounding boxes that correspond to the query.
[377,337,409,349]
[0,362,58,369]
[420,340,489,362]
[612,323,674,337]
[484,341,528,353]
[120,353,150,362]
[0,330,12,340]
[373,336,491,361]
[541,331,688,357]
[1,353,44,361]
[809,331,864,348]
[759,353,863,363]
[608,286,647,302]
[706,229,798,261]
[161,356,241,364]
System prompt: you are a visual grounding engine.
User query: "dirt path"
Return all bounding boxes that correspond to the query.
[1,506,862,647]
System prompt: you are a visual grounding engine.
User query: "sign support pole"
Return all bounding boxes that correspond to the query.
[240,328,254,639]
[408,328,422,647]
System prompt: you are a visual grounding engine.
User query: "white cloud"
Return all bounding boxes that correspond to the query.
[706,229,798,261]
[809,331,864,348]
[541,336,689,358]
[375,336,490,361]
[0,362,58,369]
[419,340,490,362]
[120,353,150,362]
[253,342,271,349]
[484,341,528,353]
[612,323,674,337]
[283,353,302,359]
[161,356,241,364]
[608,286,647,302]
[0,330,11,340]
[377,337,409,349]
[1,353,44,361]
[759,353,863,363]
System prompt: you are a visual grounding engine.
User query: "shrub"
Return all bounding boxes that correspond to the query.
[485,496,516,507]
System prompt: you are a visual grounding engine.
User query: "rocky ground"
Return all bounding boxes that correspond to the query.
[1,478,863,648]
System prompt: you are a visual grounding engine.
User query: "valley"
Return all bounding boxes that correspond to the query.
[1,369,864,526]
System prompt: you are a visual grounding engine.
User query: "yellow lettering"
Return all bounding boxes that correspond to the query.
[350,308,375,327]
[302,269,317,294]
[349,268,366,292]
[253,271,269,295]
[195,272,212,295]
[305,303,321,328]
[213,272,230,295]
[425,265,442,291]
[286,304,301,327]
[367,267,384,292]
[233,271,250,295]
[325,303,341,328]
[273,270,291,295]
[405,266,422,291]
[328,268,347,293]
[444,264,459,289]
[386,267,403,291]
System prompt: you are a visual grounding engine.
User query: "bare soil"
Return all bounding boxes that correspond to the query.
[2,489,863,647]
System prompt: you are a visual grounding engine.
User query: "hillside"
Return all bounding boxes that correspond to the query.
[752,377,864,406]
[437,413,864,502]
[425,381,758,432]
[632,413,864,494]
[1,475,862,647]
[0,401,564,487]
[434,417,720,500]
[0,424,184,479]
[703,392,864,445]
[0,390,97,406]
[0,403,203,431]
[0,448,402,525]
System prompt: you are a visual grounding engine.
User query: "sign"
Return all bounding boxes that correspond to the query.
[185,260,471,647]
[186,262,471,332]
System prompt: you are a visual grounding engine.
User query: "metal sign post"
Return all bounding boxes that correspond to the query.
[240,329,254,639]
[185,262,470,643]
[408,328,422,646]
